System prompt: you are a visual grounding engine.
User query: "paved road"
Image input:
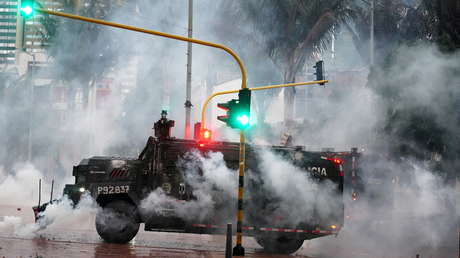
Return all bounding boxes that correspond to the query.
[0,235,312,258]
[0,205,457,258]
[0,205,319,257]
[0,228,319,258]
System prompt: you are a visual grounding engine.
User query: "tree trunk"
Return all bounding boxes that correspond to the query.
[283,67,296,126]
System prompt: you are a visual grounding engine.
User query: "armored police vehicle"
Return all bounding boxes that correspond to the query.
[35,114,353,254]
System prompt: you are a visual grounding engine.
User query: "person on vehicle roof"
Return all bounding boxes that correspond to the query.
[154,110,175,140]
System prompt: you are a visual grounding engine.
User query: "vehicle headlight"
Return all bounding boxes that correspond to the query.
[79,187,85,193]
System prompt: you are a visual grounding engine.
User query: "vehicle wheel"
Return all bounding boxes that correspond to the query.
[95,200,140,244]
[255,235,304,254]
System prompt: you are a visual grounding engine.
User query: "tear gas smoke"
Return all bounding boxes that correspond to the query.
[140,150,237,223]
[38,193,99,231]
[140,148,342,229]
[0,192,99,238]
[251,149,341,226]
[0,164,97,238]
[0,1,458,257]
[0,215,42,238]
[0,0,236,243]
[0,164,46,206]
[301,44,460,257]
[305,158,458,258]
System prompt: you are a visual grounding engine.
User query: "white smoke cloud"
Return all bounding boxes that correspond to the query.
[0,164,46,206]
[253,149,340,226]
[305,159,458,258]
[0,193,98,238]
[39,193,99,230]
[140,187,215,222]
[302,44,460,257]
[139,147,344,231]
[0,216,38,237]
[0,162,98,238]
[140,150,237,223]
[0,155,97,239]
[1,2,459,257]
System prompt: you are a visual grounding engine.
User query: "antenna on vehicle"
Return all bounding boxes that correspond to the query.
[38,179,41,208]
[49,179,54,203]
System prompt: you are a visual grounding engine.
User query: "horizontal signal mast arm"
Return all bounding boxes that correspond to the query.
[250,80,328,91]
[201,80,328,129]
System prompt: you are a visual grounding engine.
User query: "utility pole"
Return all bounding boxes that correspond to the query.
[88,80,97,155]
[370,0,375,66]
[331,26,335,62]
[184,0,193,139]
[26,55,36,163]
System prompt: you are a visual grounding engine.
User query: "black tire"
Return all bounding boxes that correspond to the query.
[255,235,304,254]
[95,200,140,244]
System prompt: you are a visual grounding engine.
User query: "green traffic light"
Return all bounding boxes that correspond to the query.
[19,1,35,17]
[236,114,249,126]
[20,6,34,16]
[233,88,251,129]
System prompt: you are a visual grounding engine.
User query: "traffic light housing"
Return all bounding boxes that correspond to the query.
[19,0,36,18]
[217,88,251,130]
[193,122,201,140]
[314,60,325,85]
[197,128,212,147]
[234,88,251,129]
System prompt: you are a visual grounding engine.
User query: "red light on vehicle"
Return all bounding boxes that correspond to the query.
[198,143,205,147]
[328,157,343,165]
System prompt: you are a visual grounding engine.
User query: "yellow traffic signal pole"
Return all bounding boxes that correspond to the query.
[32,7,249,256]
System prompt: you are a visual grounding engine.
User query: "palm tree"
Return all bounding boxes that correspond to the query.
[219,0,354,124]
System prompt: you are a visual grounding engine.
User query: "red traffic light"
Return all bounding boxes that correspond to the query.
[201,129,212,141]
[197,128,212,148]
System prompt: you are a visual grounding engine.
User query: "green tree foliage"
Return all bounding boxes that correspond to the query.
[348,0,460,62]
[358,0,460,180]
[422,0,460,52]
